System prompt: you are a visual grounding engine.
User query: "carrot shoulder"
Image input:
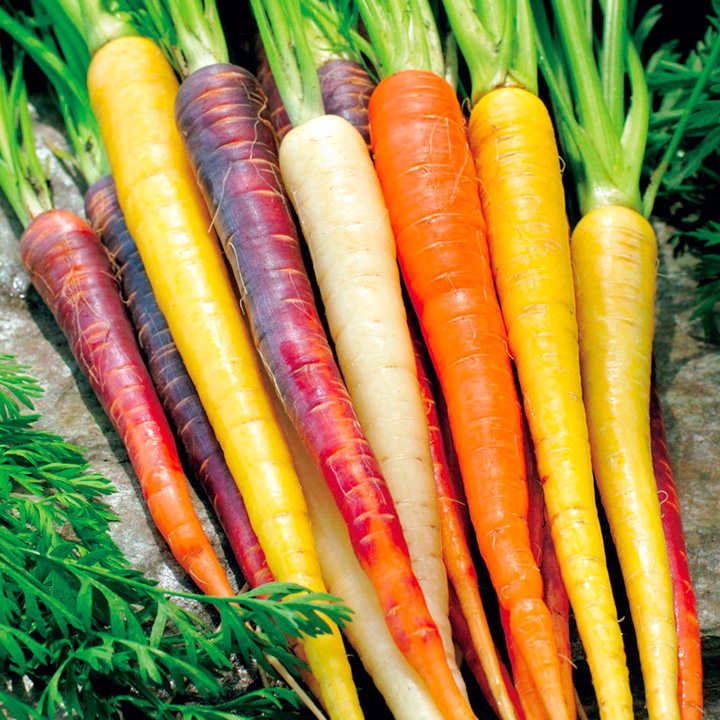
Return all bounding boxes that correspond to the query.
[369,69,568,720]
[20,209,233,598]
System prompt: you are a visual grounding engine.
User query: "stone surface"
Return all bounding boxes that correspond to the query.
[0,110,718,717]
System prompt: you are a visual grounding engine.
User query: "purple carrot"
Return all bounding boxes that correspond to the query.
[20,209,234,598]
[174,64,424,652]
[85,176,273,590]
[650,376,702,720]
[256,44,375,147]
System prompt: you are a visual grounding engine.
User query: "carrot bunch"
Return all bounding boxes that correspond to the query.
[0,1,707,719]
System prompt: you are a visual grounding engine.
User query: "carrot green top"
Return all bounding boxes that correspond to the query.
[440,0,537,101]
[250,0,325,127]
[535,0,720,217]
[354,0,445,78]
[0,1,109,193]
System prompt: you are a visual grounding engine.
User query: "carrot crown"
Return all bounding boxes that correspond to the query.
[132,0,229,77]
[532,0,648,215]
[354,0,445,78]
[250,0,325,127]
[441,0,538,102]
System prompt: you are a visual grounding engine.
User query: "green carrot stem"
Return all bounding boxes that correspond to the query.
[355,0,445,77]
[164,0,228,74]
[250,0,324,126]
[550,0,619,166]
[77,0,135,55]
[601,0,627,133]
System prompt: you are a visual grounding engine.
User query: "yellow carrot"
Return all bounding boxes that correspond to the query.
[86,33,362,720]
[572,206,677,720]
[468,85,632,720]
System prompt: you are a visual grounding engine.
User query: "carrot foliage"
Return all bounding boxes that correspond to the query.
[440,0,537,100]
[0,356,351,720]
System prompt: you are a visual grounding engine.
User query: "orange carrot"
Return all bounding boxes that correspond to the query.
[367,63,568,720]
[411,326,520,720]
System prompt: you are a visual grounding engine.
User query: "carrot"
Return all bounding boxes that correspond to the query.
[260,361,445,720]
[532,2,694,716]
[247,3,472,717]
[650,377,703,720]
[448,588,526,720]
[352,2,569,717]
[437,1,636,716]
[411,326,520,720]
[85,176,273,590]
[257,44,374,147]
[79,8,361,715]
[20,210,235,598]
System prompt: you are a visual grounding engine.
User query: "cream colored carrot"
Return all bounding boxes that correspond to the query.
[279,113,465,698]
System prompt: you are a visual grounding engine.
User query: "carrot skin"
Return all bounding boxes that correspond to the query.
[257,49,374,146]
[175,64,460,717]
[369,70,568,720]
[650,380,703,720]
[571,206,677,720]
[20,209,234,598]
[448,586,525,720]
[412,327,520,720]
[84,176,273,590]
[468,87,632,720]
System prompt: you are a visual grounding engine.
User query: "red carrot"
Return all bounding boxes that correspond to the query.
[448,585,525,720]
[650,378,703,720]
[412,325,521,720]
[20,210,235,599]
[85,176,273,590]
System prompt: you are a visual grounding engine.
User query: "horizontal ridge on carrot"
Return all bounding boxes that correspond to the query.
[85,176,273,590]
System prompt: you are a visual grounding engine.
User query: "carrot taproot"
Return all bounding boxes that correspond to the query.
[438,0,636,713]
[86,32,361,720]
[252,9,460,682]
[571,205,676,720]
[412,327,520,720]
[174,1,471,711]
[650,378,702,720]
[367,66,568,720]
[531,4,685,715]
[84,175,273,590]
[448,585,525,720]
[19,209,234,598]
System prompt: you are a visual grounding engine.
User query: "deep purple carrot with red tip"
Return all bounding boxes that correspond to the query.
[85,177,273,590]
[650,378,703,720]
[20,210,234,598]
